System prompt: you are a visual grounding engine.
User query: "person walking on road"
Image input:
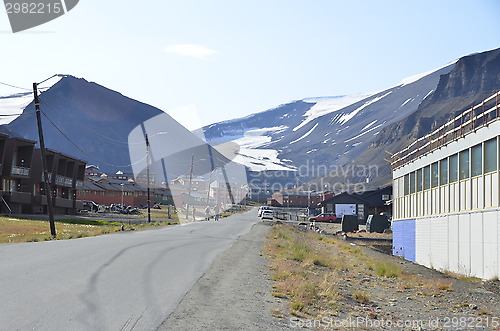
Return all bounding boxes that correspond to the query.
[204,205,210,221]
[214,205,219,221]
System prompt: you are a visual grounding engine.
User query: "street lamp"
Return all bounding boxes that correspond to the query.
[33,74,68,238]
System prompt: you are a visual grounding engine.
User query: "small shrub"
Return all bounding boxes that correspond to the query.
[353,290,370,304]
[375,261,401,278]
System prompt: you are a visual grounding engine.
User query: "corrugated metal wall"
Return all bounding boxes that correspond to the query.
[392,219,416,262]
[400,211,500,280]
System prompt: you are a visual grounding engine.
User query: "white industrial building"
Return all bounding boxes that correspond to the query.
[392,92,499,280]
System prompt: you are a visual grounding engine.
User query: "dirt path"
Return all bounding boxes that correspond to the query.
[158,222,290,330]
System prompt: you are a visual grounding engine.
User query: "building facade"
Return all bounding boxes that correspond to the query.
[0,133,86,215]
[268,191,331,208]
[392,92,500,279]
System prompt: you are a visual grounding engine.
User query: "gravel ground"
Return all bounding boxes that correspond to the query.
[157,219,500,330]
[158,222,290,331]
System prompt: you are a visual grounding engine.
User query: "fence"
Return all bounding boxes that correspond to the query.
[392,91,500,169]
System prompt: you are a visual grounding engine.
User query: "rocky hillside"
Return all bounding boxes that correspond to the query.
[330,47,500,189]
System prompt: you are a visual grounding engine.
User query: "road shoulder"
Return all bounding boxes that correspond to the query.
[158,221,290,330]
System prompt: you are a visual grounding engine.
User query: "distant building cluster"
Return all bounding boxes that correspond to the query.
[266,187,392,221]
[77,166,172,207]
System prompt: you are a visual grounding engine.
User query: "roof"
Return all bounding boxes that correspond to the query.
[320,192,371,206]
[275,191,323,197]
[81,180,105,191]
[354,186,392,207]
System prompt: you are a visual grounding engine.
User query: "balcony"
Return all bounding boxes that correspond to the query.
[11,165,30,177]
[55,175,74,187]
[10,191,32,204]
[55,197,74,208]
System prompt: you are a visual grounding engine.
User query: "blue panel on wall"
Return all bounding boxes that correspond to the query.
[392,219,416,262]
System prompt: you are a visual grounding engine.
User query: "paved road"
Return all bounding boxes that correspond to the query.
[0,209,259,330]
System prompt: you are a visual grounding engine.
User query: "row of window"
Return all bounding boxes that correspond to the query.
[403,137,498,196]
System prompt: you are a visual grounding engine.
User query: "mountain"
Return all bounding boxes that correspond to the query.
[200,61,456,187]
[335,47,500,190]
[201,47,500,191]
[4,77,233,182]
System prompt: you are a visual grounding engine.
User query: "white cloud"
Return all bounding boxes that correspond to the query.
[165,44,217,59]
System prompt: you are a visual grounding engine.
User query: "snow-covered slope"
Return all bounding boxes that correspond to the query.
[0,92,34,125]
[201,62,456,177]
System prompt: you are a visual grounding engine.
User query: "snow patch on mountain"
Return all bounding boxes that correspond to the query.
[361,120,377,131]
[230,125,294,171]
[294,93,374,131]
[233,126,288,148]
[233,149,295,172]
[290,123,319,144]
[423,90,434,100]
[0,92,33,125]
[337,91,392,125]
[344,124,383,143]
[399,60,458,86]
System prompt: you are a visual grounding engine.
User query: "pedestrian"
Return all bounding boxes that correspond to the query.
[214,205,219,221]
[204,205,210,221]
[192,206,196,221]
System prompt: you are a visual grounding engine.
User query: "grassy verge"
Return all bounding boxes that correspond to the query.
[263,224,455,320]
[0,216,179,244]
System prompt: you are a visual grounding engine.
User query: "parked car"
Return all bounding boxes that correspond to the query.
[81,201,99,213]
[260,210,274,220]
[308,213,338,223]
[258,206,271,217]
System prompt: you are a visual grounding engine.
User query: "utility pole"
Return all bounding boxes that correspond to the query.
[186,154,194,220]
[33,82,56,238]
[205,169,212,208]
[145,133,151,223]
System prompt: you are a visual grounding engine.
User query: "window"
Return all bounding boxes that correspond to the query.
[449,154,458,183]
[459,149,470,179]
[484,138,497,173]
[410,172,416,194]
[423,166,430,190]
[440,158,448,185]
[416,168,423,192]
[404,174,410,195]
[431,162,439,188]
[471,144,482,177]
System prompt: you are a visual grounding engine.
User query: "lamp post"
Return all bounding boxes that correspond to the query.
[33,74,68,238]
[145,133,151,223]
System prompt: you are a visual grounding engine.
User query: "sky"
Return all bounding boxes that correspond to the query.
[1,0,499,130]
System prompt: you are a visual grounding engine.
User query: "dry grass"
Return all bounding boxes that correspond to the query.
[264,226,341,317]
[0,217,121,243]
[0,216,179,243]
[443,270,482,282]
[264,224,461,321]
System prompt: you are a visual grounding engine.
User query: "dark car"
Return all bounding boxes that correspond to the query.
[308,213,337,223]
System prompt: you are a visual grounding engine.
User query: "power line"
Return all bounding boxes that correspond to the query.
[0,81,31,91]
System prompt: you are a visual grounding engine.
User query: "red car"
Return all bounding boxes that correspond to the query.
[308,213,338,223]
